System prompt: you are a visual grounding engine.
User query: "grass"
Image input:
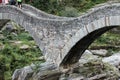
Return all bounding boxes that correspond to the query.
[0,24,44,80]
[90,31,120,46]
[89,31,120,54]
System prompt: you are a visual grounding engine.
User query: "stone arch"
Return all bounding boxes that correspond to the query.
[0,3,120,68]
[60,16,120,67]
[60,26,118,67]
[57,5,120,67]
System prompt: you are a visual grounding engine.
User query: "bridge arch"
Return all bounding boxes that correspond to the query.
[60,15,120,67]
[61,26,118,67]
[0,3,120,68]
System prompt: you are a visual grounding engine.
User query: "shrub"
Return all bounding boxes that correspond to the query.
[59,7,79,17]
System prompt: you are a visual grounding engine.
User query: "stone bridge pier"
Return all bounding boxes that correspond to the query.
[0,3,120,68]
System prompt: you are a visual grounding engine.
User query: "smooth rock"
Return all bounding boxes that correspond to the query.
[12,62,60,80]
[102,52,120,66]
[91,49,108,57]
[79,50,98,64]
[12,65,34,80]
[20,45,30,49]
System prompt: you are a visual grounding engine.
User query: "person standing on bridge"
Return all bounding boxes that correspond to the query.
[17,0,22,8]
[0,0,2,4]
[9,0,16,5]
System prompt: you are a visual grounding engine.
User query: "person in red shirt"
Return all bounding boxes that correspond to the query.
[0,0,2,4]
[1,0,9,5]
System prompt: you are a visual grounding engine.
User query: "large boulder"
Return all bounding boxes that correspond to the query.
[12,62,61,80]
[102,51,120,66]
[79,50,99,64]
[12,50,120,80]
[91,49,108,57]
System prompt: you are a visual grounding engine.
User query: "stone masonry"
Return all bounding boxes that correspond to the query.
[0,3,120,68]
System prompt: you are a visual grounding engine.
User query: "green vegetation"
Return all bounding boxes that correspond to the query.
[91,32,120,46]
[0,22,44,80]
[26,0,108,17]
[0,0,120,79]
[89,30,120,56]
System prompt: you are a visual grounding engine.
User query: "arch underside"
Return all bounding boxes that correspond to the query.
[0,19,10,29]
[61,26,119,67]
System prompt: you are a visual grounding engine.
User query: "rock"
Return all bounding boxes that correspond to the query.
[84,50,93,55]
[68,74,84,80]
[60,59,120,80]
[60,73,84,80]
[20,45,30,49]
[14,41,22,44]
[91,49,108,57]
[38,56,45,60]
[9,41,22,46]
[12,62,61,80]
[12,69,22,80]
[88,73,107,80]
[36,63,61,80]
[0,34,4,39]
[0,43,4,50]
[11,32,18,36]
[12,51,120,80]
[117,65,120,73]
[37,62,57,71]
[79,50,99,64]
[32,69,61,80]
[102,51,120,66]
[69,76,84,80]
[12,65,34,80]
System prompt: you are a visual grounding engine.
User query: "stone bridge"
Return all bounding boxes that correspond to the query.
[0,3,120,68]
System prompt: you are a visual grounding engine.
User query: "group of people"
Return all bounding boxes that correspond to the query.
[0,0,22,8]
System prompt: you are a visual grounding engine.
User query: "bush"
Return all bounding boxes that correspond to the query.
[59,7,79,17]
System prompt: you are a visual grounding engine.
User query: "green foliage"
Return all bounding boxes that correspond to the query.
[29,0,64,15]
[92,32,120,46]
[89,31,120,53]
[59,7,79,17]
[0,25,44,79]
[17,32,34,41]
[26,0,107,16]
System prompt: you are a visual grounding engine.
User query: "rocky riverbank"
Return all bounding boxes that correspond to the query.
[12,50,120,80]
